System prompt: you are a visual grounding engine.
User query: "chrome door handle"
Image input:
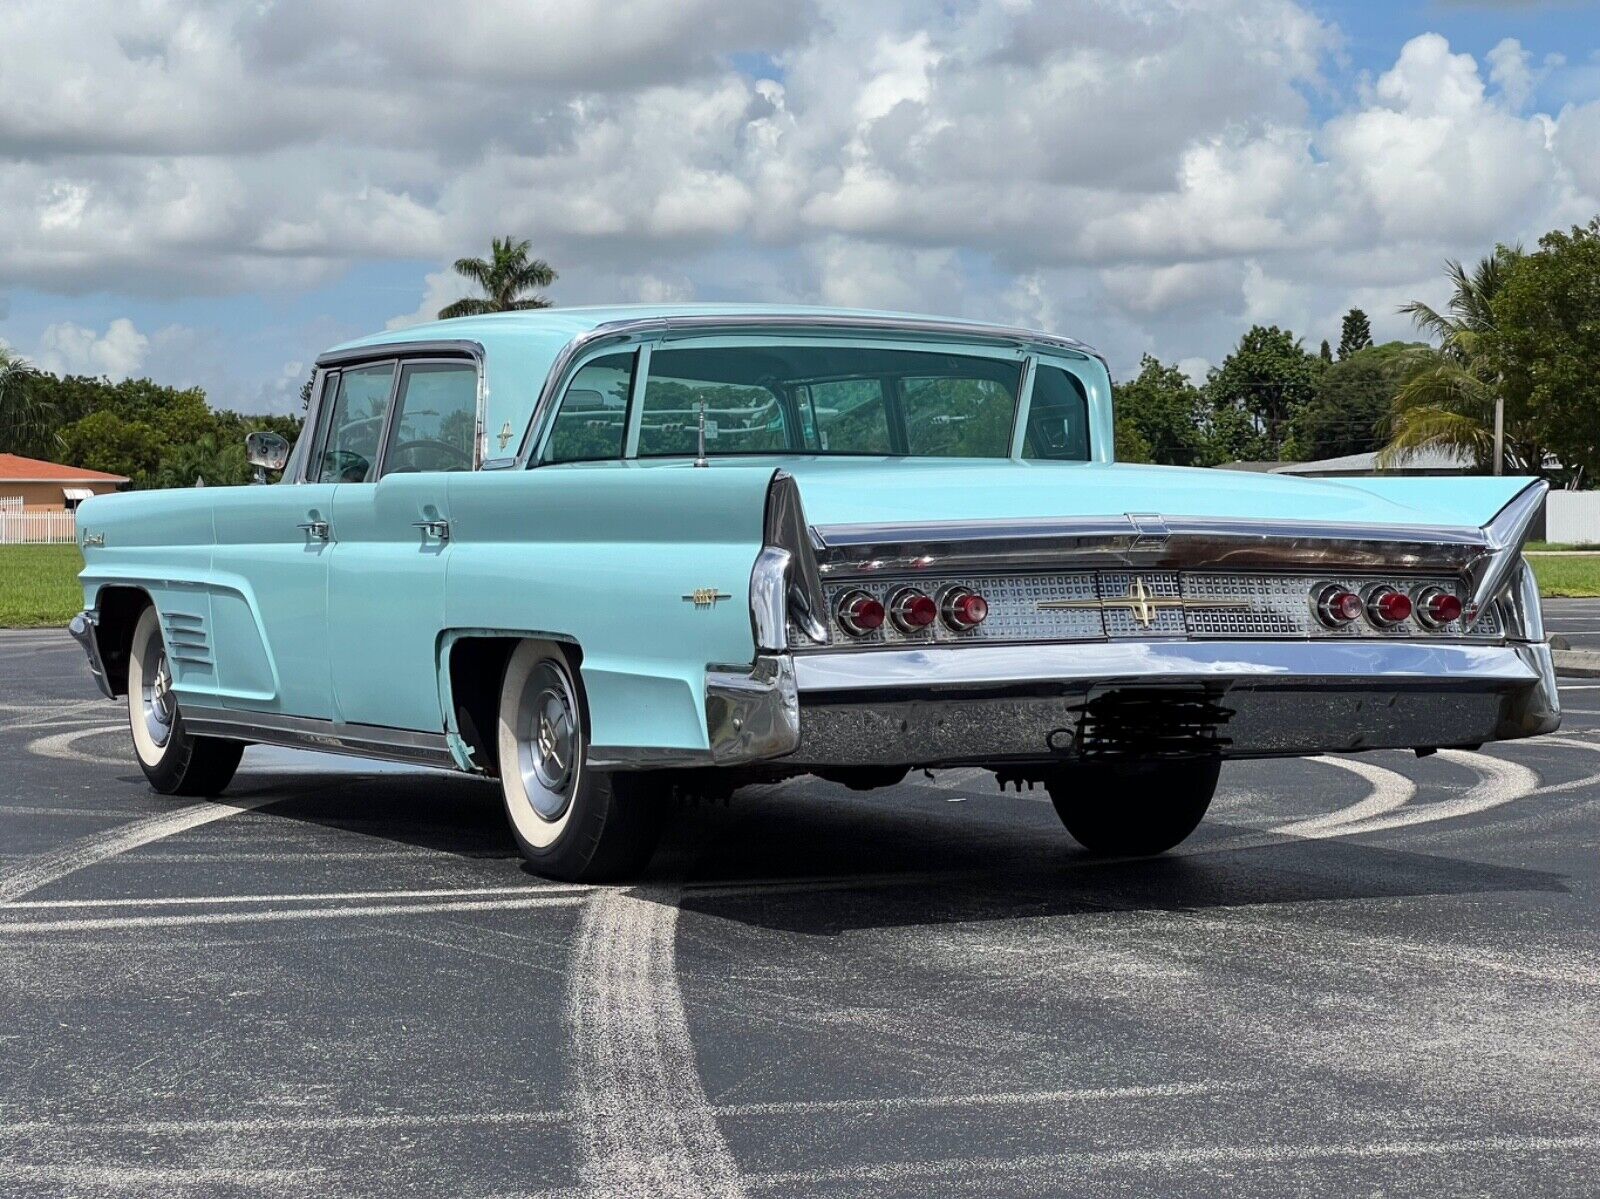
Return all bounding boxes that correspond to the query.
[297,520,330,541]
[412,519,450,542]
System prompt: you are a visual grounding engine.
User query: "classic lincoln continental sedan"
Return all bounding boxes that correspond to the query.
[69,305,1559,879]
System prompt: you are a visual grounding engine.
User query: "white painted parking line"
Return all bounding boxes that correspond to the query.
[752,1134,1600,1190]
[0,795,282,904]
[0,1108,570,1137]
[718,1080,1227,1117]
[0,892,586,935]
[3,883,592,910]
[568,885,747,1199]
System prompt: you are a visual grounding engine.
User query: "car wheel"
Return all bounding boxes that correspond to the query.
[496,639,666,882]
[126,605,244,796]
[1044,758,1220,856]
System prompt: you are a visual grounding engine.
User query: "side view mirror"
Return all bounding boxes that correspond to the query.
[246,431,291,484]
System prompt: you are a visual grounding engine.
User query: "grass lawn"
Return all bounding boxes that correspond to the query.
[0,541,1597,627]
[1529,553,1600,598]
[0,544,85,628]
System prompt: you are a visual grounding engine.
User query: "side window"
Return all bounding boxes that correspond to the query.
[1022,365,1091,461]
[383,362,479,474]
[805,380,891,453]
[543,352,635,463]
[637,347,793,456]
[901,376,1015,457]
[315,363,396,483]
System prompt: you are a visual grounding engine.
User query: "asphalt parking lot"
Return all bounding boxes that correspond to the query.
[2,615,1599,1198]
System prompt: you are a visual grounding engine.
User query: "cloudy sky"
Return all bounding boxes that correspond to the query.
[1,0,1598,414]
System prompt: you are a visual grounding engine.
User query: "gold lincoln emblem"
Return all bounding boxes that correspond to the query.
[683,587,732,608]
[1039,576,1251,629]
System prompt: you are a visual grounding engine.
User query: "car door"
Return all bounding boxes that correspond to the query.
[208,369,355,720]
[327,358,479,732]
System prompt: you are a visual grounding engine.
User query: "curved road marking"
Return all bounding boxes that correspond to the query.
[0,795,281,904]
[567,884,746,1199]
[1273,757,1417,837]
[25,723,128,766]
[1314,749,1538,838]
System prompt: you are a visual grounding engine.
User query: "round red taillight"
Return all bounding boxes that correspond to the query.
[888,587,938,633]
[940,587,989,631]
[1313,584,1363,628]
[1416,588,1464,629]
[1367,587,1413,627]
[836,590,884,637]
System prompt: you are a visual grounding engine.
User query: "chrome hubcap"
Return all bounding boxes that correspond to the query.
[517,660,579,822]
[142,645,175,748]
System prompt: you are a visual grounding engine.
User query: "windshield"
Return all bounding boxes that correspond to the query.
[628,344,1089,460]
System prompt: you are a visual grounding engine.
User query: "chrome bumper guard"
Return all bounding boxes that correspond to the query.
[68,610,114,700]
[706,640,1559,770]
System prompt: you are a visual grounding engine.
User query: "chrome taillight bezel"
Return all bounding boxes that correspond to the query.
[835,589,885,637]
[1363,584,1413,628]
[1312,583,1363,629]
[938,586,989,632]
[887,586,938,634]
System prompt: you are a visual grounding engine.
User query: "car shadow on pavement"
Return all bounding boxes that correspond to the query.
[662,782,1569,936]
[210,766,1567,936]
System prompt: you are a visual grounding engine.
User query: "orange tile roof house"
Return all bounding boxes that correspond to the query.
[0,454,129,511]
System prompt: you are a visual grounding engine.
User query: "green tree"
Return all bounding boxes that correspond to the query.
[55,410,164,486]
[1337,308,1373,359]
[1319,339,1333,364]
[439,236,557,318]
[1205,325,1320,459]
[1492,218,1600,482]
[0,347,52,456]
[1114,355,1205,466]
[155,433,250,489]
[1379,247,1538,472]
[1288,342,1428,461]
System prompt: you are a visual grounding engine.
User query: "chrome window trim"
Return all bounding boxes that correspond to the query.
[376,358,484,479]
[308,340,486,479]
[516,314,1107,468]
[533,345,642,465]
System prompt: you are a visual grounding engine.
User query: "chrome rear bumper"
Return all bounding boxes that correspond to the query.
[706,639,1560,770]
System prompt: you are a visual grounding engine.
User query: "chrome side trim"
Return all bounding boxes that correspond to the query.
[515,314,1107,467]
[587,655,800,770]
[704,654,800,763]
[1465,481,1547,630]
[811,513,1493,575]
[750,546,793,652]
[180,706,459,770]
[762,471,828,644]
[68,610,113,700]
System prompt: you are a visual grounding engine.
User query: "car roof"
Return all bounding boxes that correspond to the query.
[320,304,1104,465]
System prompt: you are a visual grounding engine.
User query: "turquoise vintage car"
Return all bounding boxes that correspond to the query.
[69,304,1559,879]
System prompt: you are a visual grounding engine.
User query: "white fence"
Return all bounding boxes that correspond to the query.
[0,510,77,545]
[1545,491,1600,546]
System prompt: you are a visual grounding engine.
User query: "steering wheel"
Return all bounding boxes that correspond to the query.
[320,449,371,483]
[388,439,472,473]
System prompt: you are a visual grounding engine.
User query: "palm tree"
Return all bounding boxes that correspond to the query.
[0,347,52,454]
[1379,247,1546,474]
[438,236,557,319]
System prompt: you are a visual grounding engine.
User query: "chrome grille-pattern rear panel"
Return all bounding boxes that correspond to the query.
[793,570,1500,647]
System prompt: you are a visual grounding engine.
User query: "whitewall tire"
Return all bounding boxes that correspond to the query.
[496,640,666,881]
[126,605,243,796]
